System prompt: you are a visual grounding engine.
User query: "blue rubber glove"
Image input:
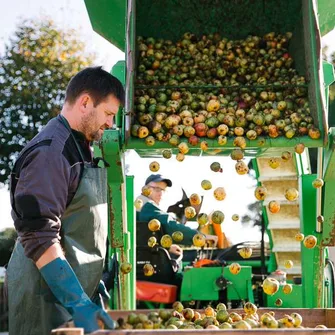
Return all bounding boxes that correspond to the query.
[40,258,116,334]
[92,280,111,309]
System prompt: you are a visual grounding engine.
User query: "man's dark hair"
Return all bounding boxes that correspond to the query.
[64,66,125,106]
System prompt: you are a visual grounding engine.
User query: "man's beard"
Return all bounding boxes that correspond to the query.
[80,110,102,141]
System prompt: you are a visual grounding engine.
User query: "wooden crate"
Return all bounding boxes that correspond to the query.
[52,308,335,334]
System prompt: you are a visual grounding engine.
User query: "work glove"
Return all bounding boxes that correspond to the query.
[92,280,111,309]
[40,257,116,334]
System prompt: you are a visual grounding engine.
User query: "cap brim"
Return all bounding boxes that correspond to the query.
[161,178,172,187]
[154,177,172,187]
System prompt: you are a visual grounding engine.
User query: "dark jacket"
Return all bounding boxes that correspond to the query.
[10,115,92,261]
[136,195,198,245]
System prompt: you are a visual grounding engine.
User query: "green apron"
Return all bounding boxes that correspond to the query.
[7,119,108,335]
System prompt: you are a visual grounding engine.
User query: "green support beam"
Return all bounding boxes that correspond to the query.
[322,128,335,246]
[126,175,136,309]
[111,60,126,129]
[299,174,326,307]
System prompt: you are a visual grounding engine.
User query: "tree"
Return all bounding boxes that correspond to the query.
[0,19,95,184]
[0,228,17,266]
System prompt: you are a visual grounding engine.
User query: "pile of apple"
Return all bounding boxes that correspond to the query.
[131,31,321,143]
[116,301,327,330]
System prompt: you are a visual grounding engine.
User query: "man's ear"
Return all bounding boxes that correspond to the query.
[78,94,92,112]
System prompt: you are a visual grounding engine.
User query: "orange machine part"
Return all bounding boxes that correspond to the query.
[136,280,177,304]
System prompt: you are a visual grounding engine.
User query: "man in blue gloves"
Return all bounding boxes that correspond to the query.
[6,67,125,334]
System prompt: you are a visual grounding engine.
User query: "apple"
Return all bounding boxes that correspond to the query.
[120,262,132,274]
[160,234,173,248]
[134,198,143,210]
[172,231,183,243]
[303,235,317,249]
[189,193,201,206]
[284,260,294,269]
[142,185,152,197]
[148,219,161,232]
[285,188,299,201]
[254,186,268,200]
[192,233,206,247]
[262,277,280,295]
[229,262,241,275]
[291,313,302,327]
[184,206,196,219]
[147,236,157,247]
[172,301,184,312]
[201,179,212,190]
[268,157,280,169]
[232,214,240,221]
[178,142,189,154]
[143,263,155,276]
[295,143,305,154]
[244,302,257,314]
[312,178,324,188]
[238,247,253,259]
[295,232,304,241]
[149,161,160,172]
[282,283,293,294]
[188,135,199,146]
[194,122,208,137]
[214,187,226,201]
[268,200,280,214]
[197,213,208,226]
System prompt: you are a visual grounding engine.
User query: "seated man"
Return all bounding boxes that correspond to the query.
[135,174,217,293]
[136,174,217,257]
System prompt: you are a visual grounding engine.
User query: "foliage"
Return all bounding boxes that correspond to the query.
[0,228,17,266]
[0,19,95,184]
[241,200,263,228]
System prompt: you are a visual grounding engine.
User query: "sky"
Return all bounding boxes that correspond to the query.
[0,0,335,244]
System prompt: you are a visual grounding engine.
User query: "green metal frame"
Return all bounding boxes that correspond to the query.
[180,266,254,303]
[266,284,303,308]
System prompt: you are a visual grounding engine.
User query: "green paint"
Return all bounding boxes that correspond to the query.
[180,267,253,302]
[127,137,323,154]
[266,284,303,308]
[223,267,254,302]
[126,175,136,309]
[111,61,126,129]
[317,0,335,36]
[84,0,126,51]
[300,174,318,307]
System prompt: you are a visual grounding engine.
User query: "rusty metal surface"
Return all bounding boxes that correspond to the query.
[54,309,335,334]
[136,0,301,41]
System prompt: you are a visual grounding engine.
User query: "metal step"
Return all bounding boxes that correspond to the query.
[268,221,300,229]
[256,154,302,277]
[258,175,298,182]
[272,245,301,252]
[277,266,302,275]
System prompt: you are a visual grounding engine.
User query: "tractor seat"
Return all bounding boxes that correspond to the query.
[136,220,180,285]
[136,280,177,304]
[136,245,179,284]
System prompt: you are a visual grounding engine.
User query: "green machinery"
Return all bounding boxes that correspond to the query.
[84,0,335,310]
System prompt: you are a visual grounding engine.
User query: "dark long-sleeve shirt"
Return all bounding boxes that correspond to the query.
[136,195,198,245]
[10,115,92,261]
